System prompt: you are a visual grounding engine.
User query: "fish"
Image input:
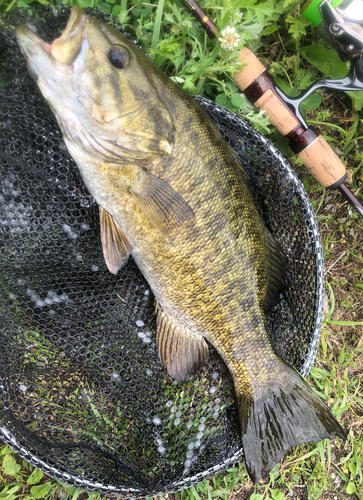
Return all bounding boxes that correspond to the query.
[16,6,345,483]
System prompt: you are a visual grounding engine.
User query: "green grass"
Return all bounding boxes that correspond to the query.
[1,0,363,499]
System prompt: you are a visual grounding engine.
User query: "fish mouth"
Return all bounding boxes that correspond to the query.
[16,6,87,75]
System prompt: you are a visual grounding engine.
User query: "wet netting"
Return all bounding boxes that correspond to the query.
[0,6,324,497]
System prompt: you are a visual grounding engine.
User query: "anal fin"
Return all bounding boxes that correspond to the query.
[156,303,208,382]
[99,206,132,275]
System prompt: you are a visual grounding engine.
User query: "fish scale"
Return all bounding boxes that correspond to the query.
[16,6,345,483]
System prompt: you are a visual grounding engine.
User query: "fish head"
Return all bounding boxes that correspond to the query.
[15,6,175,164]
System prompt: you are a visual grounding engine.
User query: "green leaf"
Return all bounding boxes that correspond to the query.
[223,98,239,113]
[263,24,279,36]
[77,0,92,7]
[27,466,44,485]
[300,44,348,78]
[231,94,247,108]
[345,481,356,494]
[0,485,20,499]
[249,495,265,500]
[300,93,322,115]
[98,3,111,13]
[215,94,228,106]
[346,91,363,111]
[271,489,285,500]
[1,445,14,455]
[2,454,21,476]
[286,14,311,39]
[349,461,357,476]
[274,77,298,97]
[30,482,53,498]
[112,5,121,17]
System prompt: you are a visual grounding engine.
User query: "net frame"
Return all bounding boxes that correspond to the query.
[0,6,324,496]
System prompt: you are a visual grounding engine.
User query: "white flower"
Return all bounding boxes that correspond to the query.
[218,26,240,50]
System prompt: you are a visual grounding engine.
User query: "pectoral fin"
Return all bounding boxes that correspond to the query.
[130,171,195,237]
[99,206,132,275]
[156,303,208,382]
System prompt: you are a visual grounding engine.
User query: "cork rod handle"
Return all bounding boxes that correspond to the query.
[233,49,347,189]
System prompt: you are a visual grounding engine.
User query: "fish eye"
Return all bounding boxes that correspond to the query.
[108,46,129,69]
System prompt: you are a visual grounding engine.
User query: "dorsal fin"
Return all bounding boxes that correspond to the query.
[262,230,286,313]
[156,302,208,382]
[99,206,132,275]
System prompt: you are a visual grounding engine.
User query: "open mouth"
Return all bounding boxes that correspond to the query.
[16,6,87,70]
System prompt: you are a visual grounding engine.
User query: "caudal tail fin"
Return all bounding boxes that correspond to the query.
[238,367,346,483]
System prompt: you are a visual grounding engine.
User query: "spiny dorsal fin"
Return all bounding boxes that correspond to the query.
[99,206,132,275]
[228,145,248,179]
[130,171,195,237]
[156,302,208,382]
[262,230,286,313]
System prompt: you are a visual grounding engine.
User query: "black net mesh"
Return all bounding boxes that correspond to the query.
[0,6,324,496]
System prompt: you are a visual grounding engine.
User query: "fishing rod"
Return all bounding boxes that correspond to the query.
[181,0,363,220]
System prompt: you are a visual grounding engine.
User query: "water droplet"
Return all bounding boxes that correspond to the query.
[186,421,193,429]
[91,265,99,272]
[174,418,181,426]
[157,446,166,454]
[212,371,219,380]
[196,431,203,440]
[198,423,205,432]
[186,451,193,458]
[111,372,120,380]
[19,384,27,392]
[209,386,217,394]
[142,337,151,344]
[146,369,152,376]
[135,319,145,327]
[153,417,161,426]
[184,459,192,468]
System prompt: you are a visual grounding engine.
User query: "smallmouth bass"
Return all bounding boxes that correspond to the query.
[16,7,345,482]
